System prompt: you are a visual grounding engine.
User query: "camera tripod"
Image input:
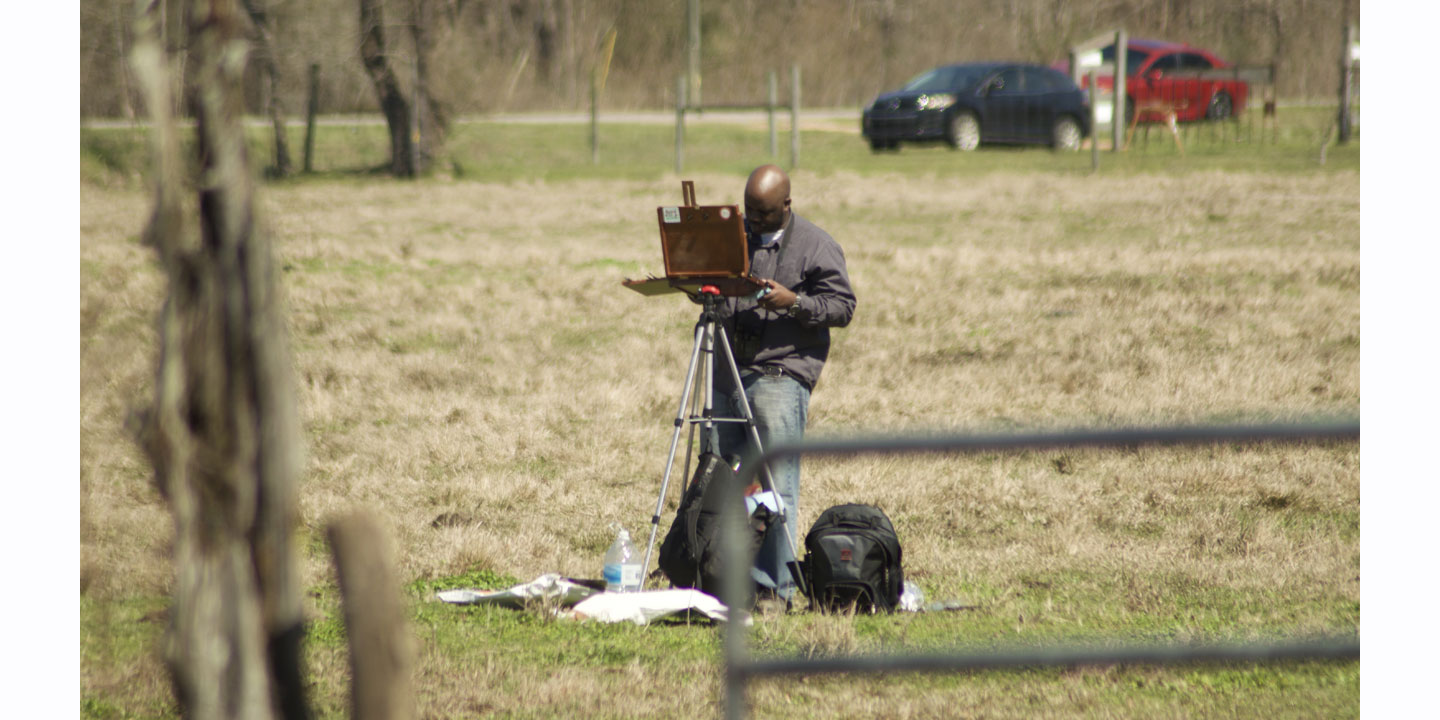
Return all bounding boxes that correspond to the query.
[638,285,804,594]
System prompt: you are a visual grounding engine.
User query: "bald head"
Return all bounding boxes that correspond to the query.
[743,165,791,234]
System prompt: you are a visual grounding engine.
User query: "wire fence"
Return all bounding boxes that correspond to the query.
[673,65,802,173]
[717,420,1361,720]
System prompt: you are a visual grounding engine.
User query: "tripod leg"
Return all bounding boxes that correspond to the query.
[680,328,710,489]
[680,390,697,494]
[700,317,723,455]
[713,324,809,598]
[640,323,707,589]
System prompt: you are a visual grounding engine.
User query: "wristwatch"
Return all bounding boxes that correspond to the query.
[782,295,803,317]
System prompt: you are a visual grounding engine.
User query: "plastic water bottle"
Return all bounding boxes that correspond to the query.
[602,526,642,592]
[899,580,926,612]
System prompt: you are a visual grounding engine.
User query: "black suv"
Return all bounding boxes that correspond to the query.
[862,62,1091,152]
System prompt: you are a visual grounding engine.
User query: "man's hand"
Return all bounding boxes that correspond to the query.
[757,278,797,312]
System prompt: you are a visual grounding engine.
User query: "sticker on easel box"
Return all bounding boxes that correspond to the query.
[662,207,681,223]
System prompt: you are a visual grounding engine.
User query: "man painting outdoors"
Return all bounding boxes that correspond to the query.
[706,164,856,612]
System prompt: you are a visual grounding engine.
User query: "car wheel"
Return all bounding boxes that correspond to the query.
[947,112,980,151]
[1052,116,1082,151]
[1206,91,1233,121]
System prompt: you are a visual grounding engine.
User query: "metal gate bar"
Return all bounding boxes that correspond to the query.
[718,420,1361,720]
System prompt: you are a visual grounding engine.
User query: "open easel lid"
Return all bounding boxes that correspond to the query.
[623,180,765,297]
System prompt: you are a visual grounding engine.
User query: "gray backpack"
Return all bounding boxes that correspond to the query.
[802,504,904,613]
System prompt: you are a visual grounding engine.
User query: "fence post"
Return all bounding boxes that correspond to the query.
[1113,29,1127,153]
[1089,69,1099,173]
[768,70,778,159]
[675,74,686,175]
[687,0,701,108]
[1338,23,1356,144]
[789,64,800,169]
[303,63,318,173]
[590,69,599,164]
[1267,64,1277,144]
[329,513,416,720]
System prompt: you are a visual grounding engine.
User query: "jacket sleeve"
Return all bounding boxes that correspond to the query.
[791,241,855,328]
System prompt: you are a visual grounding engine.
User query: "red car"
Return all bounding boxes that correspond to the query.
[1063,39,1249,123]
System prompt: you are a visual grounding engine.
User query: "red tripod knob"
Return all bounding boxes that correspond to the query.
[699,285,721,296]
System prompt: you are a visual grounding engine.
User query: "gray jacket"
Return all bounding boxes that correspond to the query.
[712,212,855,392]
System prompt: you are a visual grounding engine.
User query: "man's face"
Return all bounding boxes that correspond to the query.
[744,192,790,234]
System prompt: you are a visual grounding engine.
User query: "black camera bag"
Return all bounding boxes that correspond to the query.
[802,503,903,613]
[657,453,773,603]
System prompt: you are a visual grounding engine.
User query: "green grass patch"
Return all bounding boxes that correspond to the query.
[81,577,1356,719]
[82,105,1357,190]
[81,594,169,667]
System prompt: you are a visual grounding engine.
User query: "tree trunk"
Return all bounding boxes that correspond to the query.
[241,0,292,176]
[878,0,896,95]
[409,0,448,172]
[359,0,416,176]
[534,0,558,86]
[130,1,310,718]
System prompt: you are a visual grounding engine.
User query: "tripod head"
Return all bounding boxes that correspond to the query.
[697,284,723,322]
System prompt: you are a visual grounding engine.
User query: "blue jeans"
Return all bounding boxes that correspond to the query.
[705,372,810,601]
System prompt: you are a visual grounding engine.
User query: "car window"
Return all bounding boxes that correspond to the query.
[900,65,990,93]
[989,68,1024,95]
[1046,69,1079,91]
[1147,53,1180,74]
[1101,45,1151,74]
[1023,68,1054,92]
[899,68,947,92]
[1177,53,1214,71]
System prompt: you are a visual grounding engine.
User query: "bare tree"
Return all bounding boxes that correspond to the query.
[242,0,293,176]
[130,0,311,717]
[358,0,449,175]
[1016,0,1097,63]
[409,0,449,170]
[359,0,417,175]
[85,0,1358,119]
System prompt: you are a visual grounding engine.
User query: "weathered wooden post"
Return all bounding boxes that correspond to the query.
[590,69,600,164]
[1113,30,1127,154]
[591,29,617,165]
[1265,64,1279,144]
[1090,69,1100,172]
[768,70,778,159]
[304,63,319,173]
[329,513,416,720]
[790,64,801,169]
[1338,23,1357,144]
[675,74,686,175]
[131,1,312,718]
[687,0,701,107]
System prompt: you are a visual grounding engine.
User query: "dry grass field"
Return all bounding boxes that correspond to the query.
[81,157,1358,718]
